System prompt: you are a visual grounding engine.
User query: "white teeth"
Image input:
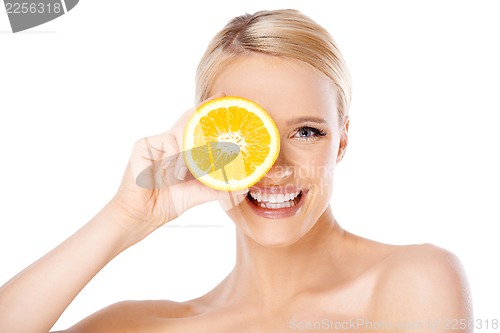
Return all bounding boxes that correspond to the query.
[249,190,302,207]
[260,200,294,209]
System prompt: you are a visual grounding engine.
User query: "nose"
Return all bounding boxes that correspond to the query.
[261,153,292,184]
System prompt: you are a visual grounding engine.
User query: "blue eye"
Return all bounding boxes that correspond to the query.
[293,126,327,141]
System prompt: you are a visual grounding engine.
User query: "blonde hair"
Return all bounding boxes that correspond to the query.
[195,9,352,125]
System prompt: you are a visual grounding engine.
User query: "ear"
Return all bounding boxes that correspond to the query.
[336,116,350,163]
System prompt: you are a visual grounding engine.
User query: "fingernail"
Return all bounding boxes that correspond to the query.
[177,167,188,180]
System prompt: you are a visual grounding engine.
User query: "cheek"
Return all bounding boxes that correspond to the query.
[289,144,337,200]
[290,144,337,177]
[308,158,335,197]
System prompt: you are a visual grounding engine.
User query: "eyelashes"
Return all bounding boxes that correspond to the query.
[291,125,327,142]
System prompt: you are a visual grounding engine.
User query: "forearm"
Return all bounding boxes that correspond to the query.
[0,202,137,333]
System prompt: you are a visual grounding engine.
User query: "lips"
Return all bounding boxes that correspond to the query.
[245,186,307,219]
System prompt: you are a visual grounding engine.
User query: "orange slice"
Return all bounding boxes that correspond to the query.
[183,96,280,191]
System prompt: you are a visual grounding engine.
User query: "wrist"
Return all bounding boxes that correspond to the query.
[93,201,155,252]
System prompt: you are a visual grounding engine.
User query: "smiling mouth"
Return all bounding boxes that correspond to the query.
[246,191,304,209]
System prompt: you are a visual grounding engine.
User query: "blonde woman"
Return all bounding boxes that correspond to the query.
[0,9,471,333]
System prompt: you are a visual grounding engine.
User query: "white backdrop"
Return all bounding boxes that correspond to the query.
[1,1,499,330]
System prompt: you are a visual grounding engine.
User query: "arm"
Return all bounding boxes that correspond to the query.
[0,203,138,333]
[0,94,243,333]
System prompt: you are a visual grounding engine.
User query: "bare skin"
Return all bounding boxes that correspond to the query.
[0,54,472,333]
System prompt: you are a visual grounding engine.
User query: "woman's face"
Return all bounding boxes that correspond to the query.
[212,54,347,247]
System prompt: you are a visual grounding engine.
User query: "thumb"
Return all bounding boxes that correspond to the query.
[181,180,249,210]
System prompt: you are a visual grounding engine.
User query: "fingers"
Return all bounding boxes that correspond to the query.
[171,92,227,181]
[181,180,249,210]
[132,93,228,189]
[130,138,159,190]
[131,133,180,190]
[174,150,188,181]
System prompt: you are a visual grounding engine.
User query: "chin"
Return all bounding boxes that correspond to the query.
[222,189,320,248]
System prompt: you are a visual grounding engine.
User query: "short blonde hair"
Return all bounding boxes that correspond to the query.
[195,9,352,125]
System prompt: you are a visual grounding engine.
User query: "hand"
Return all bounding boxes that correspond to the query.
[109,94,248,241]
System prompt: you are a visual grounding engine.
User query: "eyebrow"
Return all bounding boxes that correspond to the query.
[286,116,328,126]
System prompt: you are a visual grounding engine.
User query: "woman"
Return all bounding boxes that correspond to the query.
[0,9,472,333]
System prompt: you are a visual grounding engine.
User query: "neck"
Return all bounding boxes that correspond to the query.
[222,206,347,309]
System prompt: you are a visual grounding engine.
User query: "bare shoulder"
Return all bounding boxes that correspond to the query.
[373,243,473,321]
[54,299,193,333]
